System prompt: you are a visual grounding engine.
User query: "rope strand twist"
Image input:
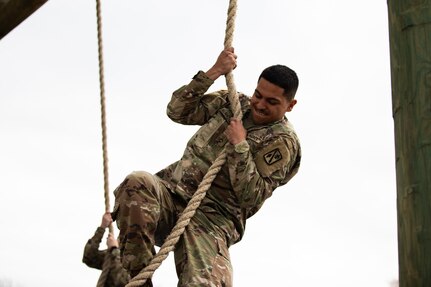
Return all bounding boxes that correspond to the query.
[95,0,113,235]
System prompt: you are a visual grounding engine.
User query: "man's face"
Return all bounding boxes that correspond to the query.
[250,78,297,125]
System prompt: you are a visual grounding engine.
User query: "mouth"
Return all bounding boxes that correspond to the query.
[251,107,270,124]
[253,107,268,117]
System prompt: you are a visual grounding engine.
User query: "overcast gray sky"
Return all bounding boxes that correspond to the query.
[0,1,398,286]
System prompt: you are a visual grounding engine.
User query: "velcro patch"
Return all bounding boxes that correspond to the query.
[255,138,291,177]
[264,148,283,165]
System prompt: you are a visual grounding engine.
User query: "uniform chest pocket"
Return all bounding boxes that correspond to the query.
[193,113,228,149]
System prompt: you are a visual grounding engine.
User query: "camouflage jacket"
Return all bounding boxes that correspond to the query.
[155,71,301,245]
[82,227,130,287]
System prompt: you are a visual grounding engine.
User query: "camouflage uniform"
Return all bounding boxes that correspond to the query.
[113,71,301,286]
[82,227,131,287]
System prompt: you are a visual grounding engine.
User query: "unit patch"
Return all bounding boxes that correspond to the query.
[255,138,291,177]
[264,148,283,165]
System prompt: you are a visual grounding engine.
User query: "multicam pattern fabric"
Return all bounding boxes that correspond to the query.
[158,70,301,240]
[82,227,131,287]
[113,70,301,286]
[114,171,233,286]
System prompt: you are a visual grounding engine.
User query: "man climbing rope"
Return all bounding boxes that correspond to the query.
[112,47,301,287]
[82,212,130,287]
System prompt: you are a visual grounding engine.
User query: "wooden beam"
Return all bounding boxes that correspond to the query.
[387,1,431,286]
[0,0,49,40]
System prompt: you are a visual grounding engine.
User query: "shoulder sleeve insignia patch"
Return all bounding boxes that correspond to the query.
[264,148,282,165]
[255,138,291,177]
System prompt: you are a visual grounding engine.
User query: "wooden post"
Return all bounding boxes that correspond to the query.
[0,0,48,40]
[387,2,431,286]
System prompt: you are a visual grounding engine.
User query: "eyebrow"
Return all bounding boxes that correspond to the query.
[254,89,281,104]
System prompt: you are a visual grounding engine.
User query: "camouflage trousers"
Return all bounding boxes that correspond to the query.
[112,171,233,287]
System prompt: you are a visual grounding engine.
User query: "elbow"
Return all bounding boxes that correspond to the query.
[167,112,179,123]
[237,190,272,209]
[82,255,91,267]
[166,104,184,123]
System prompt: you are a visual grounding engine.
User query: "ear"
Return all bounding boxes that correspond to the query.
[287,99,297,112]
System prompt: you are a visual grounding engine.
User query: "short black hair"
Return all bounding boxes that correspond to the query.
[258,65,299,101]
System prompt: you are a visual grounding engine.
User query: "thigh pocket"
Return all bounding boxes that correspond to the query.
[210,238,233,287]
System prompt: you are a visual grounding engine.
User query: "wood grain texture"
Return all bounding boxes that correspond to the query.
[387,1,431,286]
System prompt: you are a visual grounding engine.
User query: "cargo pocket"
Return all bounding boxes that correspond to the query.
[210,237,233,287]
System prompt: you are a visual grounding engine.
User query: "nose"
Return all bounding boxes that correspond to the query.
[255,99,266,110]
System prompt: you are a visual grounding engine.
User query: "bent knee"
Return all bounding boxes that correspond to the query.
[126,171,151,185]
[122,171,158,191]
[114,171,152,202]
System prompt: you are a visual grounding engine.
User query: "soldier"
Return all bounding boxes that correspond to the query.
[112,47,301,287]
[83,212,130,287]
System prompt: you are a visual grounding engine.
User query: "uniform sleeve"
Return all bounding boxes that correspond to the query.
[167,71,228,125]
[226,135,300,213]
[82,227,106,270]
[106,248,131,286]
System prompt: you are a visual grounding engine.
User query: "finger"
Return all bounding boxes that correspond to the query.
[224,128,231,137]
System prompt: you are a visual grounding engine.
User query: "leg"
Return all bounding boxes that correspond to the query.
[112,171,176,280]
[174,211,233,287]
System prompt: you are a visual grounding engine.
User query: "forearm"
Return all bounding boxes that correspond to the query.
[167,71,223,125]
[107,248,131,285]
[205,66,224,81]
[82,227,105,268]
[226,144,275,208]
[227,137,296,208]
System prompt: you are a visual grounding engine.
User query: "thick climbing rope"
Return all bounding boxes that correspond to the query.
[95,0,114,235]
[125,1,240,286]
[94,1,114,286]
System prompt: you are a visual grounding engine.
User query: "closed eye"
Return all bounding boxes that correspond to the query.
[254,90,280,106]
[254,90,262,99]
[267,99,280,105]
